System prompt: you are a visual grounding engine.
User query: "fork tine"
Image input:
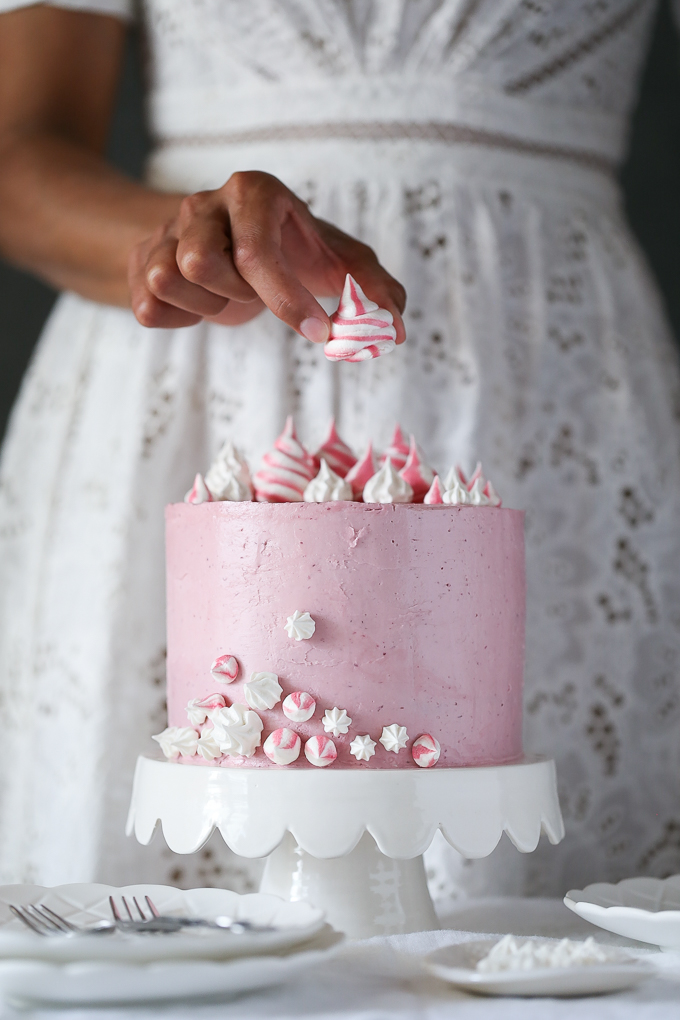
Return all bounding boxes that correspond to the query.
[10,905,50,936]
[132,896,147,920]
[121,896,135,921]
[109,895,122,921]
[36,904,78,932]
[145,896,160,918]
[26,905,62,932]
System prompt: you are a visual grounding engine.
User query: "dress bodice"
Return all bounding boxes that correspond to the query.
[142,0,657,167]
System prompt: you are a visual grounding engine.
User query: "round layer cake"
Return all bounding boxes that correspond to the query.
[164,501,525,769]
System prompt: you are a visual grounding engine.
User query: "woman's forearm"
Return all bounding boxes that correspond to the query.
[0,130,183,306]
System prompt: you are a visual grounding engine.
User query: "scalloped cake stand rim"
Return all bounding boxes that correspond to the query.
[127,753,564,860]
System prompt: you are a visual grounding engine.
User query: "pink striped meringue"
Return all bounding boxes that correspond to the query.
[253,416,317,502]
[184,473,212,504]
[304,734,337,767]
[264,728,301,765]
[424,476,444,504]
[380,424,410,471]
[345,442,378,500]
[324,275,397,362]
[399,436,435,503]
[314,419,357,478]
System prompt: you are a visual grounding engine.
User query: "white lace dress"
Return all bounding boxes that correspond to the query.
[1,0,679,901]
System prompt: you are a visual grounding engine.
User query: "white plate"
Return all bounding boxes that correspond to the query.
[565,876,680,950]
[0,937,341,1008]
[424,939,654,997]
[0,884,326,963]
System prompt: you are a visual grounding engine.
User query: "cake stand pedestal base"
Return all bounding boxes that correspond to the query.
[127,756,564,939]
[260,831,438,937]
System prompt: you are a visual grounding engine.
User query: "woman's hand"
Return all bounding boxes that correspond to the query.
[128,171,406,344]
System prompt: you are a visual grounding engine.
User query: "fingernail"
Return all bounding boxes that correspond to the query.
[300,317,329,344]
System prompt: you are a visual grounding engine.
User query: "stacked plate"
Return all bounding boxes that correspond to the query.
[0,883,337,1008]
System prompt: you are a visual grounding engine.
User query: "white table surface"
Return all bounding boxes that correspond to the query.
[2,897,679,1018]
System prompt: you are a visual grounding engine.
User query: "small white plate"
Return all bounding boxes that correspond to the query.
[424,939,654,997]
[565,876,680,950]
[0,884,326,964]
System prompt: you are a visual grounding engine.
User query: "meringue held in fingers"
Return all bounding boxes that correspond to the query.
[324,275,398,362]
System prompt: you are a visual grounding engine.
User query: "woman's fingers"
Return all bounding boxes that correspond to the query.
[144,233,230,318]
[129,171,408,344]
[175,192,259,304]
[129,231,203,328]
[224,173,332,342]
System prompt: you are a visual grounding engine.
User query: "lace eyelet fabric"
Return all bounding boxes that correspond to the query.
[0,0,679,901]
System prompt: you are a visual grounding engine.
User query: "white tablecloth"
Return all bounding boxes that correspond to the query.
[2,898,679,1018]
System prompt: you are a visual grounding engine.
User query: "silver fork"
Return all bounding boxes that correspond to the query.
[10,897,275,937]
[10,903,114,937]
[108,895,274,934]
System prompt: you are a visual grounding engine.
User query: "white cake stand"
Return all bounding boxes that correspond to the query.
[127,755,564,939]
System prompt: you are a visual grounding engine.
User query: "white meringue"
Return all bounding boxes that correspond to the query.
[152,726,198,759]
[362,458,413,503]
[210,703,263,757]
[196,727,222,761]
[244,672,283,711]
[303,459,352,502]
[205,441,252,501]
[349,734,376,762]
[379,723,409,753]
[284,610,316,641]
[322,707,352,737]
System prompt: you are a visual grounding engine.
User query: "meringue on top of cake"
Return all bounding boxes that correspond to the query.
[185,417,502,508]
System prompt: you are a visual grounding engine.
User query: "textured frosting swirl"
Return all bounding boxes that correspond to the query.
[314,419,357,478]
[324,275,397,362]
[253,416,317,502]
[304,459,353,502]
[363,458,414,503]
[205,441,252,501]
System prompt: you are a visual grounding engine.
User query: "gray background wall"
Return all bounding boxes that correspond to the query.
[1,2,680,442]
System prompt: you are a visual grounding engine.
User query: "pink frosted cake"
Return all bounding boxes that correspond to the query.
[154,415,526,771]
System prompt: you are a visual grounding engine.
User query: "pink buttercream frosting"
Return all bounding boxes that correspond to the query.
[324,276,397,363]
[252,416,317,502]
[166,502,525,769]
[313,419,357,478]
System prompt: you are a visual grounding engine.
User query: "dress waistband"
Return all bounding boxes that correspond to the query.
[149,73,625,170]
[155,121,614,176]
